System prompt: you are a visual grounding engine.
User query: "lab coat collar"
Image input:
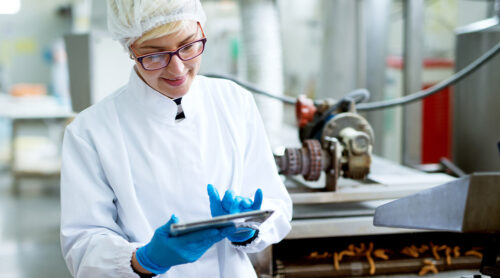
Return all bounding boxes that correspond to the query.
[127,67,200,124]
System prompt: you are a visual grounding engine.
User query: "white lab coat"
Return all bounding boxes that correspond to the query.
[60,68,292,278]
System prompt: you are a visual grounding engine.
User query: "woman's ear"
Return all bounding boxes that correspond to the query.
[128,46,136,60]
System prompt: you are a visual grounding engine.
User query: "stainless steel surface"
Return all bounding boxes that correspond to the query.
[288,200,414,239]
[286,156,456,238]
[453,22,500,173]
[455,17,499,34]
[373,173,500,233]
[402,0,424,166]
[288,155,455,204]
[293,202,378,219]
[64,33,92,113]
[290,182,439,205]
[64,33,131,114]
[287,216,419,239]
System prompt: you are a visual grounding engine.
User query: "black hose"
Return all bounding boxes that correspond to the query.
[202,73,297,105]
[356,41,500,111]
[203,73,371,107]
[343,88,371,104]
[315,88,370,124]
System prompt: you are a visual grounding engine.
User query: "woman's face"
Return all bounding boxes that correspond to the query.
[131,21,203,99]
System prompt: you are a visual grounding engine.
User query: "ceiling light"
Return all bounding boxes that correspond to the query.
[0,0,21,15]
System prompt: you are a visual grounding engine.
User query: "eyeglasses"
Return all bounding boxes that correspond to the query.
[130,23,207,71]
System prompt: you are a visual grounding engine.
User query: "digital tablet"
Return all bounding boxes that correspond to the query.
[169,210,274,237]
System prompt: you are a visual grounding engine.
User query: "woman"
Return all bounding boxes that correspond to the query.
[60,0,292,277]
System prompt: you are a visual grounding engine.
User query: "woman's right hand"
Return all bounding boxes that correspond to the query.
[135,214,227,275]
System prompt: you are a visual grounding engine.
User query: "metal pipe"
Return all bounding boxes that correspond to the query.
[318,0,358,100]
[238,0,284,148]
[402,0,424,166]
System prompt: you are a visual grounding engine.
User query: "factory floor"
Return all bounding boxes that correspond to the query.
[0,170,485,278]
[0,171,70,278]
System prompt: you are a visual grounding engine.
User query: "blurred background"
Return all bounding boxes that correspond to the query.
[0,0,499,277]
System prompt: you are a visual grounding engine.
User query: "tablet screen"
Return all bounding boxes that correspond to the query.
[169,210,274,236]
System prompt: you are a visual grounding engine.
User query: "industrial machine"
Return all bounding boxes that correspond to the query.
[208,5,500,276]
[252,92,486,277]
[274,92,374,191]
[453,14,500,173]
[221,36,500,275]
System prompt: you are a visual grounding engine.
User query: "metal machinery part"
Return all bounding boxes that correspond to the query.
[453,18,500,173]
[275,98,374,191]
[321,112,374,180]
[374,173,500,277]
[275,139,324,181]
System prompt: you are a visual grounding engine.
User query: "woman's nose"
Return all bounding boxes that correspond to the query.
[166,54,185,74]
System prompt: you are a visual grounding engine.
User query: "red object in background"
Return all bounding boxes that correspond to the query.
[421,83,453,164]
[296,95,317,128]
[386,57,454,164]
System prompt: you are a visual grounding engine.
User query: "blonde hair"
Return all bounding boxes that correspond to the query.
[134,20,193,46]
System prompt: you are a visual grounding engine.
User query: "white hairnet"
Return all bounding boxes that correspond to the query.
[107,0,206,48]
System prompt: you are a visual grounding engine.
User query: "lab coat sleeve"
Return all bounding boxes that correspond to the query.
[60,126,142,278]
[233,91,293,253]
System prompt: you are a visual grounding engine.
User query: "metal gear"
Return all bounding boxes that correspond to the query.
[303,139,322,181]
[275,140,324,181]
[282,148,300,176]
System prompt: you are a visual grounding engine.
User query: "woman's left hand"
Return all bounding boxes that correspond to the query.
[206,184,263,242]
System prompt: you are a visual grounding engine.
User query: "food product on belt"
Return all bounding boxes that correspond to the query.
[366,242,375,275]
[445,247,452,265]
[418,259,439,276]
[333,252,340,271]
[338,250,355,260]
[373,249,389,260]
[354,243,366,254]
[464,250,483,258]
[430,242,441,260]
[401,246,419,258]
[347,244,355,252]
[307,251,330,259]
[309,241,481,276]
[418,244,429,253]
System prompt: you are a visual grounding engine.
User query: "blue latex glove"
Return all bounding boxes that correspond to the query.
[207,184,263,243]
[135,214,229,274]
